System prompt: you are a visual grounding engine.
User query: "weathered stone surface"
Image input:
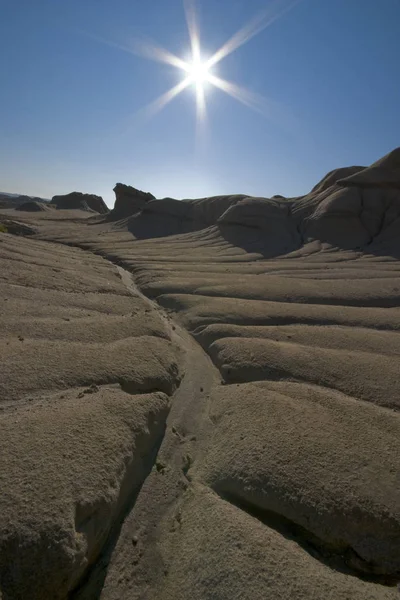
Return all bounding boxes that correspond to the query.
[1,148,400,599]
[51,192,109,214]
[107,183,155,220]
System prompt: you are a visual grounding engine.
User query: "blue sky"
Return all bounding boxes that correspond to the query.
[1,0,399,206]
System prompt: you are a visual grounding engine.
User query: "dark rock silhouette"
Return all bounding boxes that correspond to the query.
[107,183,155,220]
[0,193,49,209]
[50,192,108,214]
[16,201,51,212]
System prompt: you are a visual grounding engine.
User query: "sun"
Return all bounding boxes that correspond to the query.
[86,0,300,124]
[186,59,211,86]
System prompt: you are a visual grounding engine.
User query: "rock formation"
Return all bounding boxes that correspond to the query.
[302,147,400,251]
[0,148,399,599]
[16,201,51,212]
[50,192,109,214]
[107,147,400,256]
[0,193,49,209]
[107,183,155,220]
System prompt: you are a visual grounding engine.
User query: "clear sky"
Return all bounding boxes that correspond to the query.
[1,0,399,207]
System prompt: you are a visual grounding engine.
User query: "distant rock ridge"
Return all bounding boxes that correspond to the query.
[0,193,49,209]
[107,147,400,254]
[16,201,51,212]
[50,192,108,214]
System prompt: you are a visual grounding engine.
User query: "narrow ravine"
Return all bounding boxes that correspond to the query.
[70,263,222,599]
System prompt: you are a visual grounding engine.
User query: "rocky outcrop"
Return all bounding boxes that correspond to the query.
[301,148,400,251]
[0,218,36,235]
[217,197,299,255]
[0,235,182,600]
[144,195,246,223]
[16,201,51,212]
[0,194,49,209]
[337,147,400,188]
[50,192,108,214]
[311,166,366,194]
[124,194,250,238]
[104,148,400,256]
[107,184,155,220]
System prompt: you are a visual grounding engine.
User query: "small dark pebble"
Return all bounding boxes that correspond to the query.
[83,384,99,394]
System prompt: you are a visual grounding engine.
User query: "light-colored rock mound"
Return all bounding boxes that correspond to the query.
[303,183,400,250]
[137,264,400,307]
[51,192,109,214]
[1,335,179,401]
[194,322,400,357]
[298,147,400,251]
[207,336,399,410]
[0,388,170,600]
[155,489,397,600]
[157,292,400,332]
[201,381,400,575]
[0,232,182,599]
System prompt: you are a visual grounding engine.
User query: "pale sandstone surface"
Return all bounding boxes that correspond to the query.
[0,149,399,599]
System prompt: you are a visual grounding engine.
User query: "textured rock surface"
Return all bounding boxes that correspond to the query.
[107,184,155,220]
[0,234,181,599]
[16,200,51,212]
[0,193,49,208]
[0,148,399,599]
[51,192,109,214]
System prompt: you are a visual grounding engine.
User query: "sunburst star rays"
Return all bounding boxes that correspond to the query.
[79,0,301,125]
